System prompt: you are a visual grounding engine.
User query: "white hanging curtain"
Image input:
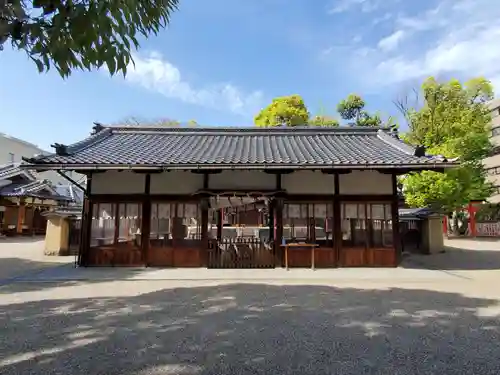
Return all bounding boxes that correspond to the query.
[209,195,266,210]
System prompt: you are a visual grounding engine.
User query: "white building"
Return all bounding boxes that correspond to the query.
[483,98,500,202]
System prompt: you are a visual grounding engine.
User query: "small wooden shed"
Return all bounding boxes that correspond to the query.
[399,208,444,255]
[42,207,81,256]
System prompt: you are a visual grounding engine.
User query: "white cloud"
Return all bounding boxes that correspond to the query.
[327,0,378,14]
[372,12,392,26]
[361,0,500,92]
[124,51,264,115]
[377,30,405,51]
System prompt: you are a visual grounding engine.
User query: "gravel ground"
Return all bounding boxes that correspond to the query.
[1,237,500,374]
[1,279,500,375]
[0,238,72,281]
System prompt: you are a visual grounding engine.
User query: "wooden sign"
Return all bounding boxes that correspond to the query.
[476,222,500,237]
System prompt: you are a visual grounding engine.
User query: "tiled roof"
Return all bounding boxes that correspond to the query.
[0,163,38,181]
[24,126,457,171]
[42,206,82,218]
[399,208,438,219]
[55,184,84,205]
[0,180,72,200]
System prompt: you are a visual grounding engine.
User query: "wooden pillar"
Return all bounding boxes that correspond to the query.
[16,199,26,235]
[275,198,284,267]
[391,174,401,266]
[30,198,36,236]
[142,174,151,266]
[274,173,284,266]
[468,202,477,237]
[216,210,223,240]
[79,173,93,267]
[200,173,210,266]
[200,198,209,266]
[268,200,275,241]
[333,173,341,266]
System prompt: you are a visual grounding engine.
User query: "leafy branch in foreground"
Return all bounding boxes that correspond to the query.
[0,0,179,77]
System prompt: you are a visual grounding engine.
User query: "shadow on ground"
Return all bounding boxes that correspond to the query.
[0,258,71,285]
[1,283,499,374]
[0,236,45,245]
[447,236,500,243]
[403,246,500,271]
[0,263,147,293]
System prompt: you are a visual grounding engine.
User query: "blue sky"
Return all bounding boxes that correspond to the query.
[1,0,499,150]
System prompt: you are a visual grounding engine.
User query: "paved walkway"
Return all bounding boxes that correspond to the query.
[1,277,500,374]
[1,238,500,374]
[0,237,73,282]
[2,237,500,284]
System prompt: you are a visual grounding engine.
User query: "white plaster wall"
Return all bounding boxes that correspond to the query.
[339,170,392,195]
[208,171,276,190]
[151,171,203,194]
[91,171,145,194]
[282,171,334,195]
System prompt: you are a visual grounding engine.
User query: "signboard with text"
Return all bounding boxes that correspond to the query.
[476,222,500,237]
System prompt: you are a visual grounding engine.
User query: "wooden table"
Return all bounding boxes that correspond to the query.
[281,243,319,270]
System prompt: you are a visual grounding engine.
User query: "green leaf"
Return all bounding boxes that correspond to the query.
[5,0,179,77]
[254,95,310,127]
[402,77,494,211]
[33,58,44,73]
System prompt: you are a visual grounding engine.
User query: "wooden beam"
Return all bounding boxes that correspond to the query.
[263,170,294,175]
[79,173,93,266]
[200,198,209,266]
[275,198,284,267]
[56,170,87,195]
[284,194,394,202]
[190,169,222,174]
[391,173,401,265]
[193,189,286,197]
[16,200,25,235]
[142,174,151,266]
[133,170,163,174]
[322,169,352,175]
[30,198,35,236]
[90,194,202,202]
[333,173,341,266]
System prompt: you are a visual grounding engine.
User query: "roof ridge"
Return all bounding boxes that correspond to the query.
[110,125,386,135]
[376,130,416,156]
[0,163,37,182]
[22,125,458,171]
[67,127,113,154]
[31,128,113,161]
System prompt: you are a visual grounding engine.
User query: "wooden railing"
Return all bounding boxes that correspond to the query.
[207,237,275,268]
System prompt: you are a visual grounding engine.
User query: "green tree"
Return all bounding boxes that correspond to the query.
[1,0,178,77]
[254,95,310,127]
[336,94,381,126]
[309,115,339,127]
[400,77,494,211]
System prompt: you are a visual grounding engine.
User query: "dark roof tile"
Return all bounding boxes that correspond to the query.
[25,126,457,170]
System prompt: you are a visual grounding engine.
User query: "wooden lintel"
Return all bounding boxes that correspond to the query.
[263,170,294,175]
[377,169,410,175]
[190,170,222,174]
[55,170,87,195]
[193,189,287,197]
[321,170,352,175]
[133,170,163,174]
[283,194,395,202]
[378,168,446,175]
